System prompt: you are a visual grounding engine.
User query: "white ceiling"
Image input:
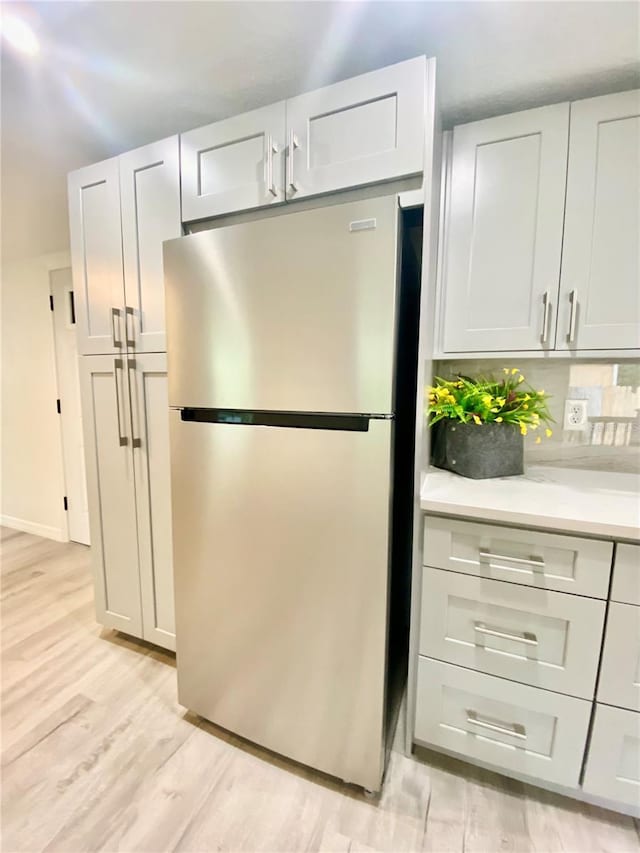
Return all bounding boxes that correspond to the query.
[2,0,639,262]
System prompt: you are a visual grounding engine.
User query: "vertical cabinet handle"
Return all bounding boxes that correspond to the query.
[111,308,123,349]
[287,129,299,193]
[113,359,128,447]
[567,289,578,344]
[265,135,278,197]
[125,305,135,348]
[540,290,550,344]
[127,358,142,448]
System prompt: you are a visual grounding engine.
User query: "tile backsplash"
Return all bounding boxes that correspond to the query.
[430,358,640,476]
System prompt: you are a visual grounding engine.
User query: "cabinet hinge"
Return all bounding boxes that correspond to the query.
[63,496,68,511]
[56,399,61,414]
[49,294,54,311]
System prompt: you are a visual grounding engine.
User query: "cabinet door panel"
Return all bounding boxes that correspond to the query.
[415,657,591,788]
[583,704,640,810]
[120,137,181,353]
[80,356,142,636]
[129,354,175,650]
[181,102,286,221]
[441,104,569,353]
[598,602,640,712]
[286,56,426,199]
[420,566,605,698]
[557,91,640,350]
[68,159,125,355]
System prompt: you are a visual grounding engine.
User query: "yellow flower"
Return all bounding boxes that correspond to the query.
[530,422,538,429]
[472,415,482,425]
[535,436,542,444]
[503,368,510,375]
[511,368,519,375]
[495,397,506,406]
[520,424,528,436]
[518,375,524,383]
[481,394,492,407]
[538,389,545,395]
[522,403,528,410]
[495,417,503,423]
[545,428,553,438]
[531,413,539,421]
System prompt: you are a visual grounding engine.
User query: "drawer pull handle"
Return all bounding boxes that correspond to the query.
[466,710,527,741]
[479,548,545,569]
[474,622,538,646]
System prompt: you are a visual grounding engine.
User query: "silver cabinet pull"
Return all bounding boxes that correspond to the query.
[111,307,122,349]
[474,622,538,646]
[567,289,578,344]
[113,358,128,447]
[125,305,135,349]
[540,290,550,344]
[265,134,278,197]
[466,710,527,741]
[479,548,545,569]
[127,358,142,448]
[287,129,299,193]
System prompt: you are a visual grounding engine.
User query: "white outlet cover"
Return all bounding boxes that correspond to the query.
[564,399,589,431]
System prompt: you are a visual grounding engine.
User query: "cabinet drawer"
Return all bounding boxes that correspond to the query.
[583,704,640,810]
[598,602,640,712]
[424,516,612,598]
[420,567,605,698]
[415,657,591,788]
[611,544,640,606]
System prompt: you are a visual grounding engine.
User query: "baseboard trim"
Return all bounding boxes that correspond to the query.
[0,515,67,542]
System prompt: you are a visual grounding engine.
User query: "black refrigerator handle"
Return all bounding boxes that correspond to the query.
[179,408,381,432]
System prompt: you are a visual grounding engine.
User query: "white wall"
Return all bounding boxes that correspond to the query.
[1,251,69,540]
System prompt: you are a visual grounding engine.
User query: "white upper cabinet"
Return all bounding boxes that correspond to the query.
[119,136,181,353]
[68,158,126,356]
[441,104,570,353]
[557,90,640,351]
[286,56,426,200]
[180,102,286,222]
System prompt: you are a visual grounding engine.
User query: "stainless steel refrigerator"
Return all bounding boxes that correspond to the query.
[164,194,421,792]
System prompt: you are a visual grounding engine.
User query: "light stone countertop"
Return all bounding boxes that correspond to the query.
[420,466,640,542]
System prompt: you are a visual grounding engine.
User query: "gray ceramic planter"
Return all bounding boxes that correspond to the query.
[431,420,524,479]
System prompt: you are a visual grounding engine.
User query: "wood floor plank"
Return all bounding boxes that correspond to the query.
[1,527,637,853]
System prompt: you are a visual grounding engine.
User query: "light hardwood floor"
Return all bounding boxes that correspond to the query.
[1,526,638,853]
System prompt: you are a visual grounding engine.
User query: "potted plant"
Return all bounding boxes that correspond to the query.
[427,369,553,479]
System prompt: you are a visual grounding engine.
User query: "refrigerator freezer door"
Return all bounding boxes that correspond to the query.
[170,411,393,791]
[164,195,399,414]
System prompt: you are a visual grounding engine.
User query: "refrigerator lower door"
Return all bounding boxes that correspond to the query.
[170,411,393,791]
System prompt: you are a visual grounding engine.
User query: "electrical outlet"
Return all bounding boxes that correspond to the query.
[564,399,588,431]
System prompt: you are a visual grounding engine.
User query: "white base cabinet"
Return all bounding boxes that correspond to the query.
[413,513,639,816]
[80,354,175,651]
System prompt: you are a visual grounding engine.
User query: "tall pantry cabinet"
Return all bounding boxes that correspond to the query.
[69,136,180,651]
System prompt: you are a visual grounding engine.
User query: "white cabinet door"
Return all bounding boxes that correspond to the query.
[68,159,126,355]
[420,566,605,699]
[557,90,640,351]
[598,602,640,712]
[415,656,591,788]
[423,516,612,599]
[181,102,286,222]
[612,544,640,606]
[441,104,569,353]
[129,354,175,651]
[286,56,426,200]
[79,355,142,637]
[119,137,181,353]
[583,704,640,810]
